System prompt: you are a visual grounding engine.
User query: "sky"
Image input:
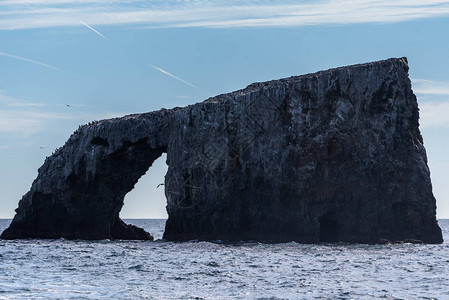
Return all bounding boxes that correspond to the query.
[0,0,448,219]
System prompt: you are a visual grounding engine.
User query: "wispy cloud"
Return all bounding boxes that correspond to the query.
[0,90,13,103]
[0,110,76,135]
[1,1,449,30]
[412,79,449,95]
[0,109,133,136]
[0,91,130,136]
[149,64,200,90]
[0,51,60,70]
[419,101,449,129]
[409,79,449,128]
[7,102,46,107]
[0,90,46,107]
[80,20,108,40]
[0,91,88,108]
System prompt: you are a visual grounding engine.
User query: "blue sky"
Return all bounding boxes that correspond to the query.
[0,0,448,218]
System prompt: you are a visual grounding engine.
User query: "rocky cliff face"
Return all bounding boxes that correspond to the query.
[1,58,443,243]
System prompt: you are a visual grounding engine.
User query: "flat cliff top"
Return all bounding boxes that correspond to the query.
[86,57,409,124]
[203,57,409,103]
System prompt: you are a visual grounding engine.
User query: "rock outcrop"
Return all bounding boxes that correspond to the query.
[1,110,174,240]
[1,57,443,243]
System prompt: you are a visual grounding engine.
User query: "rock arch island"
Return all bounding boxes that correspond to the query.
[1,58,443,244]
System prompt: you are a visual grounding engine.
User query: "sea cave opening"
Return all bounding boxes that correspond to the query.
[120,153,168,239]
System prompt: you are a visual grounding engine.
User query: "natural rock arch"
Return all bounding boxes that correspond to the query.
[2,110,173,240]
[2,58,443,243]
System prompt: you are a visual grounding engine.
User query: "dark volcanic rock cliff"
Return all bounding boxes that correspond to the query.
[1,58,443,243]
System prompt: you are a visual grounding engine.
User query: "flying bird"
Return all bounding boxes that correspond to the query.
[81,21,108,41]
[148,64,200,90]
[0,51,60,70]
[66,104,71,107]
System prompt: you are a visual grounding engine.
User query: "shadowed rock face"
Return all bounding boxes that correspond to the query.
[1,58,443,243]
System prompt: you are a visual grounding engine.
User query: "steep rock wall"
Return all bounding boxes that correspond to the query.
[163,57,442,243]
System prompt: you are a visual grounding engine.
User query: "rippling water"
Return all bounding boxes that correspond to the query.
[0,219,448,299]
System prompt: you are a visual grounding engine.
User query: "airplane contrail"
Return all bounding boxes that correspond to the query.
[81,20,108,41]
[148,64,200,90]
[0,51,60,70]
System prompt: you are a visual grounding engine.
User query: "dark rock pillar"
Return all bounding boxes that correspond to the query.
[163,58,442,244]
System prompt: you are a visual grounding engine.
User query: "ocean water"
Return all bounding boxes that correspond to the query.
[0,219,448,299]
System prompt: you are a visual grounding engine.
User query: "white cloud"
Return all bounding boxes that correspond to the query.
[0,110,77,135]
[0,109,134,136]
[0,0,449,30]
[0,92,131,135]
[419,101,449,129]
[0,90,47,107]
[412,79,449,95]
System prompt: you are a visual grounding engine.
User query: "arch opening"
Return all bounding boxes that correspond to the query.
[120,153,168,239]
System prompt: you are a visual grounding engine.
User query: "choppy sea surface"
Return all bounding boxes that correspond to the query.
[0,219,448,299]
